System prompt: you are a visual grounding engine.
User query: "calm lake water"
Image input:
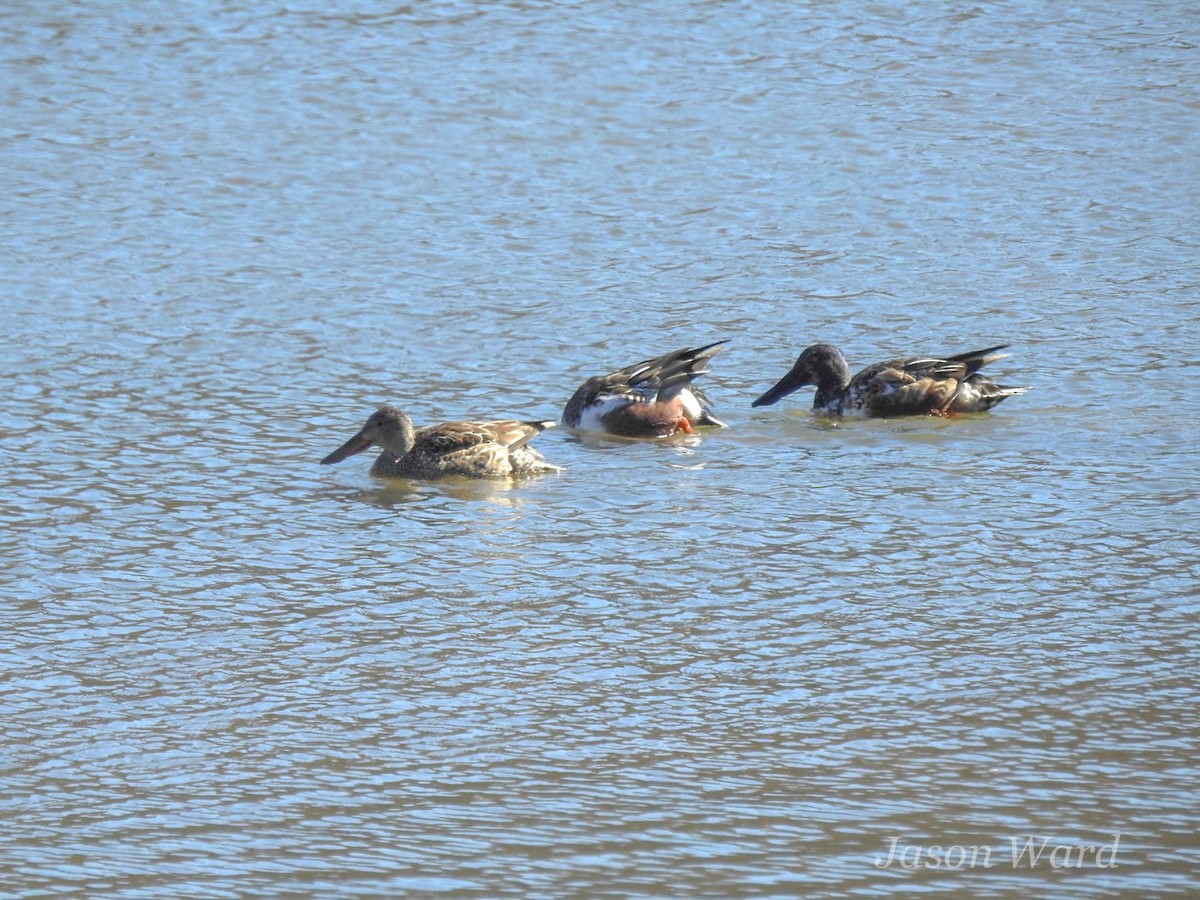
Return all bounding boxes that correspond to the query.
[3,0,1198,896]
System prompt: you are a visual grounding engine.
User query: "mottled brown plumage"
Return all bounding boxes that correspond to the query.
[321,406,559,479]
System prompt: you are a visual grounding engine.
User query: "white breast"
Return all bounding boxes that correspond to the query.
[575,395,632,432]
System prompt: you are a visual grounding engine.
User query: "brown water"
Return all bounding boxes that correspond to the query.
[3,1,1198,896]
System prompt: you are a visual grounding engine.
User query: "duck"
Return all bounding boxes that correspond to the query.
[561,341,729,438]
[751,343,1027,417]
[320,406,560,479]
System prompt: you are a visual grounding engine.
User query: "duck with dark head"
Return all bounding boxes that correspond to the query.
[752,343,1027,417]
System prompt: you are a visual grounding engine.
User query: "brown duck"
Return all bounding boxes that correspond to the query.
[321,406,560,479]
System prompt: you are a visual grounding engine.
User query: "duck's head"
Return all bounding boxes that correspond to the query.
[321,406,415,464]
[751,344,847,407]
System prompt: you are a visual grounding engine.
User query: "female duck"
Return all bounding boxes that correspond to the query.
[321,406,560,479]
[751,343,1027,417]
[561,341,728,438]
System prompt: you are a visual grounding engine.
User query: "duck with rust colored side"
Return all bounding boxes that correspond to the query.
[321,406,560,479]
[751,343,1027,417]
[561,341,729,438]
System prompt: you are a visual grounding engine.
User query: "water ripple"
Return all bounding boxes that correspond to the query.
[3,0,1198,896]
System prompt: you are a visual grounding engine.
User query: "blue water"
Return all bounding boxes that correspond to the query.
[2,1,1198,895]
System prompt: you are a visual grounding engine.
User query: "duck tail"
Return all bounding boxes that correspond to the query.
[955,376,1029,411]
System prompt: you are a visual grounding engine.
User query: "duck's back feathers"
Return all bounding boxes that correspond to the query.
[851,345,1025,416]
[409,420,559,478]
[562,341,728,438]
[414,419,549,454]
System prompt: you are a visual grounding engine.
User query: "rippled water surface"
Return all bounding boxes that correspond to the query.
[3,0,1198,896]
